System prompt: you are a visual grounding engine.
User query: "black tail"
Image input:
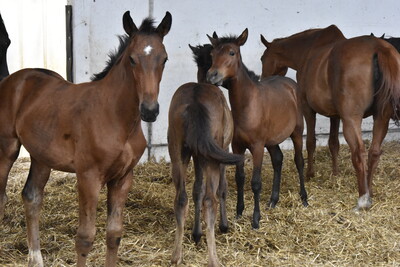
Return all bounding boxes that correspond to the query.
[183,100,243,165]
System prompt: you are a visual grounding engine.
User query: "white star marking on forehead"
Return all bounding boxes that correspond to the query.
[144,45,153,56]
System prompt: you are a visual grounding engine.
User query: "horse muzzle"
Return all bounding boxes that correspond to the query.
[140,102,160,122]
[206,70,224,86]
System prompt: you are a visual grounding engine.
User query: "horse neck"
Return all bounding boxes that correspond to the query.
[226,63,257,113]
[99,61,140,122]
[197,67,208,83]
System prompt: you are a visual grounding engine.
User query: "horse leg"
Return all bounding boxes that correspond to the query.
[203,162,220,267]
[192,156,205,244]
[249,144,264,229]
[217,163,228,233]
[329,117,340,176]
[266,145,283,208]
[290,130,309,207]
[341,117,371,210]
[75,170,102,267]
[0,138,20,220]
[232,144,246,218]
[303,107,317,179]
[367,115,390,197]
[21,157,51,267]
[105,171,133,267]
[171,154,189,265]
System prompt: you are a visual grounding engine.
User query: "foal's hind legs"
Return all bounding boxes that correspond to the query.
[303,107,317,179]
[266,145,283,208]
[341,117,371,210]
[21,157,51,267]
[203,163,221,267]
[367,115,390,197]
[0,138,20,220]
[105,171,133,267]
[217,164,228,233]
[329,117,340,176]
[192,156,205,244]
[171,155,190,265]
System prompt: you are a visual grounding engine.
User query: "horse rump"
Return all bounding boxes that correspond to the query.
[183,101,243,165]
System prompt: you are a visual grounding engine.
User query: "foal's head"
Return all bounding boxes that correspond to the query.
[206,29,248,86]
[189,43,213,83]
[122,11,171,122]
[260,35,289,78]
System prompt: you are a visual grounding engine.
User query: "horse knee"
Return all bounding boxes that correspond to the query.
[176,190,188,209]
[251,179,262,194]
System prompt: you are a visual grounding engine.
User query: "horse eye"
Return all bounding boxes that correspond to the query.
[129,56,136,66]
[229,51,235,56]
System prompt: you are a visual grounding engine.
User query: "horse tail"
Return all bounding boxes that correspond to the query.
[183,99,244,165]
[374,47,400,124]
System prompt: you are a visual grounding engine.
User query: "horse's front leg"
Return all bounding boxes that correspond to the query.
[21,157,51,267]
[105,171,133,267]
[75,170,102,267]
[249,144,264,229]
[232,143,246,218]
[217,163,228,233]
[329,117,340,176]
[266,145,283,208]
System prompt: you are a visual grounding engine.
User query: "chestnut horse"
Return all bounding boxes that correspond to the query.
[207,29,308,229]
[260,25,400,210]
[169,44,243,267]
[0,13,10,80]
[0,11,171,267]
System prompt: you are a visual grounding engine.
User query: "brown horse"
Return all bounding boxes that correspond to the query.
[206,29,308,229]
[0,10,171,267]
[260,25,400,210]
[169,45,243,267]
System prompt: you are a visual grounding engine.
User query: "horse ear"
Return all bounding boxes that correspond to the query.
[123,11,138,36]
[207,34,219,47]
[212,31,218,39]
[380,33,385,39]
[188,44,198,54]
[236,28,248,46]
[156,11,172,38]
[260,34,271,48]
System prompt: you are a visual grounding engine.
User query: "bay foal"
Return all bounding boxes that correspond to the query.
[0,11,171,266]
[207,29,308,229]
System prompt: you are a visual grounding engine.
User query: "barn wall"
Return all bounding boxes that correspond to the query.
[2,1,400,160]
[72,0,400,161]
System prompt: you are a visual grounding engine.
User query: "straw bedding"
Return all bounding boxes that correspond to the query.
[0,141,399,266]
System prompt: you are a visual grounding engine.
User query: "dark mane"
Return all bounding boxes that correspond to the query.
[91,35,130,81]
[191,44,213,70]
[217,35,239,44]
[91,18,158,81]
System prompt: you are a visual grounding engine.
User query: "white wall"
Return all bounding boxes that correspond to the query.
[3,0,400,160]
[72,0,400,161]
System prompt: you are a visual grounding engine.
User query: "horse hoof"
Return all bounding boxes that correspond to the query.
[219,224,229,233]
[192,232,202,244]
[356,193,372,210]
[267,201,277,209]
[302,200,309,207]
